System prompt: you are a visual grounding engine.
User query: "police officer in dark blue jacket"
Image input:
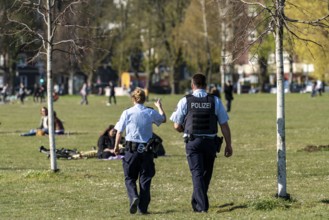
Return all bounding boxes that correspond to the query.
[170,73,233,212]
[113,88,166,214]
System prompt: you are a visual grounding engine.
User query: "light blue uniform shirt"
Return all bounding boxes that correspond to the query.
[170,89,229,135]
[115,104,165,143]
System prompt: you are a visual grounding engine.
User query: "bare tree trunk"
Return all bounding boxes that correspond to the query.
[46,0,58,172]
[217,0,229,93]
[275,0,287,198]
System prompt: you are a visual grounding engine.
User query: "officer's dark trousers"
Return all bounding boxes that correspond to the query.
[186,137,217,212]
[122,150,155,213]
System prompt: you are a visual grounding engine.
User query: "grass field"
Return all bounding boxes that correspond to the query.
[0,93,328,220]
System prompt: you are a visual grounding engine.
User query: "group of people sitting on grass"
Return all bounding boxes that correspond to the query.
[20,106,65,136]
[28,107,165,160]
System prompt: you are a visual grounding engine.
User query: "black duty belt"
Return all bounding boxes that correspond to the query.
[184,134,216,143]
[195,135,216,139]
[125,141,150,153]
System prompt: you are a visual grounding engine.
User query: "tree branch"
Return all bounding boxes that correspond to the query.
[34,0,48,26]
[6,15,47,51]
[230,28,272,64]
[284,13,329,28]
[53,0,85,25]
[238,0,276,18]
[283,19,323,48]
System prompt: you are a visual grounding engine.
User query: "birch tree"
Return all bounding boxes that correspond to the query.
[6,0,90,171]
[216,0,230,92]
[238,0,329,198]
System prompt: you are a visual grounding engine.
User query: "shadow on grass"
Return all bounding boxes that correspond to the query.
[0,131,14,134]
[64,131,89,136]
[0,131,88,136]
[216,196,298,213]
[0,130,25,134]
[216,202,248,213]
[250,195,297,211]
[145,210,177,215]
[159,154,187,159]
[320,199,329,204]
[0,167,45,171]
[299,144,329,152]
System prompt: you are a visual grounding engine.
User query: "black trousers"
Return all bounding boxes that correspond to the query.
[186,137,217,212]
[226,99,232,112]
[122,150,155,213]
[109,94,116,104]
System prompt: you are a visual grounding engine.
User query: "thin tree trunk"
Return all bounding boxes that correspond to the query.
[217,0,228,93]
[46,0,58,172]
[275,0,287,198]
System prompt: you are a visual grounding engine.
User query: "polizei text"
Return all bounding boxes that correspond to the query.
[191,102,211,109]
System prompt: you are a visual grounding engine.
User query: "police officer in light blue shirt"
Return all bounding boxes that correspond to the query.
[113,88,166,215]
[170,73,233,213]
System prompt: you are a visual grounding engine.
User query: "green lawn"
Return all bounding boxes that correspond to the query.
[0,93,328,219]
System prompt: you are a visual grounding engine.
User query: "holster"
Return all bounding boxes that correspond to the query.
[184,134,223,152]
[215,136,224,153]
[184,134,195,143]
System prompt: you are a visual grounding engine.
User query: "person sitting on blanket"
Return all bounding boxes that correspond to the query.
[21,106,49,136]
[21,107,65,136]
[97,124,125,159]
[54,111,65,135]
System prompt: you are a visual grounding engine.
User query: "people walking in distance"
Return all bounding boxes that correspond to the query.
[224,80,234,112]
[80,82,89,105]
[18,83,26,104]
[33,83,40,103]
[107,81,116,106]
[1,83,8,103]
[311,80,317,97]
[316,79,323,96]
[39,83,46,102]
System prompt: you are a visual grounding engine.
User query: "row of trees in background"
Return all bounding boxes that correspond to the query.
[1,1,328,95]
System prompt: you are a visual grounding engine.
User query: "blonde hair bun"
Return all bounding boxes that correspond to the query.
[131,87,146,104]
